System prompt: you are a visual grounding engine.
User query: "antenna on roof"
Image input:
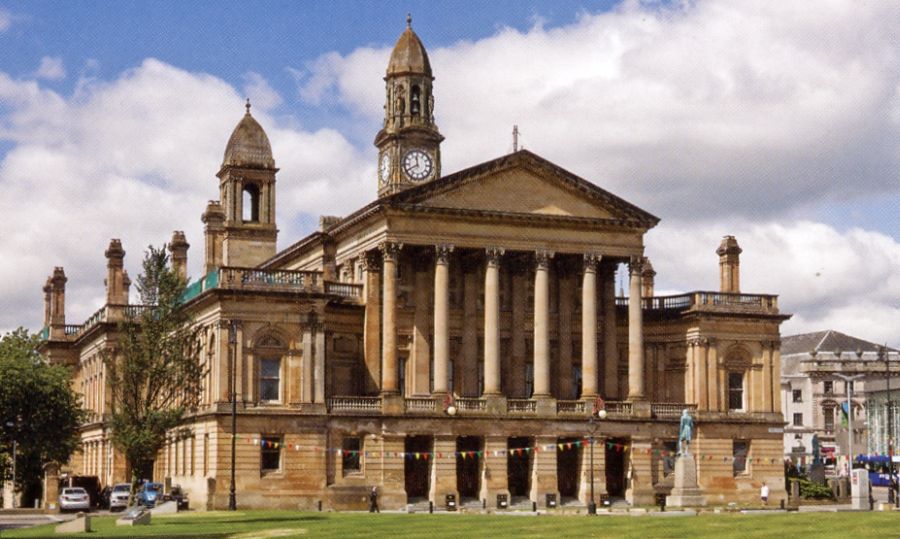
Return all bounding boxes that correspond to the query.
[512,125,519,152]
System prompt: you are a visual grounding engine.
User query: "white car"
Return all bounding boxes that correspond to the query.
[109,483,132,511]
[58,487,91,512]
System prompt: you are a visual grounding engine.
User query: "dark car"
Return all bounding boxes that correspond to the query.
[136,482,164,507]
[163,485,190,510]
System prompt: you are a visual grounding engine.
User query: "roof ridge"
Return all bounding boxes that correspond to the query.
[815,330,832,352]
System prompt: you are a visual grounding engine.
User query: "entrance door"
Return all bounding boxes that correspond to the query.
[507,437,531,497]
[456,437,481,501]
[404,436,432,499]
[557,438,579,498]
[605,438,627,497]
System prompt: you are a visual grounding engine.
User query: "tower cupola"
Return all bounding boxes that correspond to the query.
[375,15,444,197]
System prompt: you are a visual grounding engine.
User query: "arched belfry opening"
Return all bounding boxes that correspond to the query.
[411,85,421,116]
[243,183,260,223]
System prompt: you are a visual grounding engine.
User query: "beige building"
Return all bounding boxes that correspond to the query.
[40,21,790,510]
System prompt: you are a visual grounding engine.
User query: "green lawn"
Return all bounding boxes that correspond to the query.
[6,510,900,538]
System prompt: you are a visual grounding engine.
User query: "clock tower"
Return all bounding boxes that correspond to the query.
[375,15,444,197]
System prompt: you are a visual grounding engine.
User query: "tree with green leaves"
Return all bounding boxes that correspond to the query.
[0,328,84,507]
[104,245,204,498]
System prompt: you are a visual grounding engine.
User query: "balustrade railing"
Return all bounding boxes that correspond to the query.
[327,396,382,414]
[557,400,586,414]
[405,397,436,413]
[508,399,537,413]
[219,267,322,292]
[616,291,778,313]
[651,402,696,418]
[605,401,633,416]
[63,324,83,335]
[324,281,364,300]
[456,398,487,413]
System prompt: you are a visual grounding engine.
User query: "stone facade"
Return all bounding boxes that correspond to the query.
[39,20,790,510]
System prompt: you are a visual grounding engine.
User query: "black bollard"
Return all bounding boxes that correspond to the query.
[429,501,434,514]
[532,501,537,512]
[482,499,486,509]
[318,500,322,512]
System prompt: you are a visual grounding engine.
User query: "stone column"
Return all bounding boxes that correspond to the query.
[578,436,607,504]
[697,339,709,409]
[481,435,510,504]
[381,242,401,395]
[362,250,382,395]
[581,254,600,398]
[484,247,504,395]
[533,250,554,397]
[377,434,407,509]
[432,245,453,395]
[707,340,719,411]
[627,256,645,401]
[602,265,618,399]
[302,322,314,403]
[314,322,326,403]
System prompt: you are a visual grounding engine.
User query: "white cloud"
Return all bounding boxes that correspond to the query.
[0,60,371,333]
[297,0,900,221]
[242,71,282,110]
[34,56,66,81]
[646,220,900,345]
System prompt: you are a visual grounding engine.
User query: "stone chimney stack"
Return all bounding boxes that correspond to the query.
[641,257,656,298]
[169,231,190,282]
[50,266,67,329]
[105,239,127,305]
[717,235,742,293]
[202,200,225,274]
[43,277,52,327]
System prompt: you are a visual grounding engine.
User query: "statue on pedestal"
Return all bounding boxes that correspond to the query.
[679,409,694,455]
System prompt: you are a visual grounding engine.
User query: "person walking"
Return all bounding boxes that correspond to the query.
[369,486,379,513]
[760,482,769,506]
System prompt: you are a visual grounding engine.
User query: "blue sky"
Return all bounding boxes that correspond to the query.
[0,1,898,345]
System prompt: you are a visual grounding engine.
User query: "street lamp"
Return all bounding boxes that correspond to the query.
[834,372,864,484]
[228,320,238,511]
[588,398,607,516]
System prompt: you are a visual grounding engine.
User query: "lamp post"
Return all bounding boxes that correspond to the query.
[834,373,864,486]
[880,345,896,506]
[228,321,238,511]
[588,399,607,516]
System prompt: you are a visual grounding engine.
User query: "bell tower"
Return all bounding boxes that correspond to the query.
[375,15,444,197]
[216,100,278,267]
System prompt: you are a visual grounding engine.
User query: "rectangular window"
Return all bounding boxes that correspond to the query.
[847,381,854,393]
[190,436,195,476]
[728,372,744,411]
[572,365,583,400]
[792,389,802,403]
[824,381,833,394]
[824,408,835,432]
[793,413,803,427]
[260,436,282,473]
[342,438,361,475]
[398,357,407,397]
[525,361,534,398]
[203,434,209,476]
[259,358,281,402]
[733,440,749,476]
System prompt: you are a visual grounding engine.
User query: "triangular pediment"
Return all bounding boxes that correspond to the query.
[390,150,658,224]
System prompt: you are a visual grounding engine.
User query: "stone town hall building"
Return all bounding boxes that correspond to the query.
[39,21,789,509]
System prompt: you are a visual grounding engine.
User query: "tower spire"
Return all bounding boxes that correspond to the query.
[407,13,412,28]
[245,98,251,115]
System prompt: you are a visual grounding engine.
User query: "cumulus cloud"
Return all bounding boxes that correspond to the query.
[242,71,282,110]
[0,60,371,333]
[0,8,13,33]
[646,220,900,344]
[296,0,900,221]
[34,56,66,81]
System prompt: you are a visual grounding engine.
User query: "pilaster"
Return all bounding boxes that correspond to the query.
[480,435,510,505]
[625,438,655,506]
[530,435,560,507]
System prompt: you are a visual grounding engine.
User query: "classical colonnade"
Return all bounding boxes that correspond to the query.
[366,242,648,401]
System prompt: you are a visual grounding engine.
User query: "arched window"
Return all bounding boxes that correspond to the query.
[243,184,260,222]
[411,85,421,116]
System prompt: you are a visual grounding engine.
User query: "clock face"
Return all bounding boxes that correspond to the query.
[379,153,391,185]
[402,149,433,181]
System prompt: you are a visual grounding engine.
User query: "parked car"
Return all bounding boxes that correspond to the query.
[58,487,91,512]
[109,483,132,511]
[163,485,189,510]
[136,482,163,507]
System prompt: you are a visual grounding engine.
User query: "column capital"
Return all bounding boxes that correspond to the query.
[535,249,555,270]
[379,241,402,262]
[485,247,505,267]
[628,255,645,275]
[361,249,382,272]
[583,253,602,272]
[435,244,454,264]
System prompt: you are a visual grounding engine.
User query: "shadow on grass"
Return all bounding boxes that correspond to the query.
[201,515,327,525]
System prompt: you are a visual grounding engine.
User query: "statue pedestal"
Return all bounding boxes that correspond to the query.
[666,454,707,507]
[809,463,826,485]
